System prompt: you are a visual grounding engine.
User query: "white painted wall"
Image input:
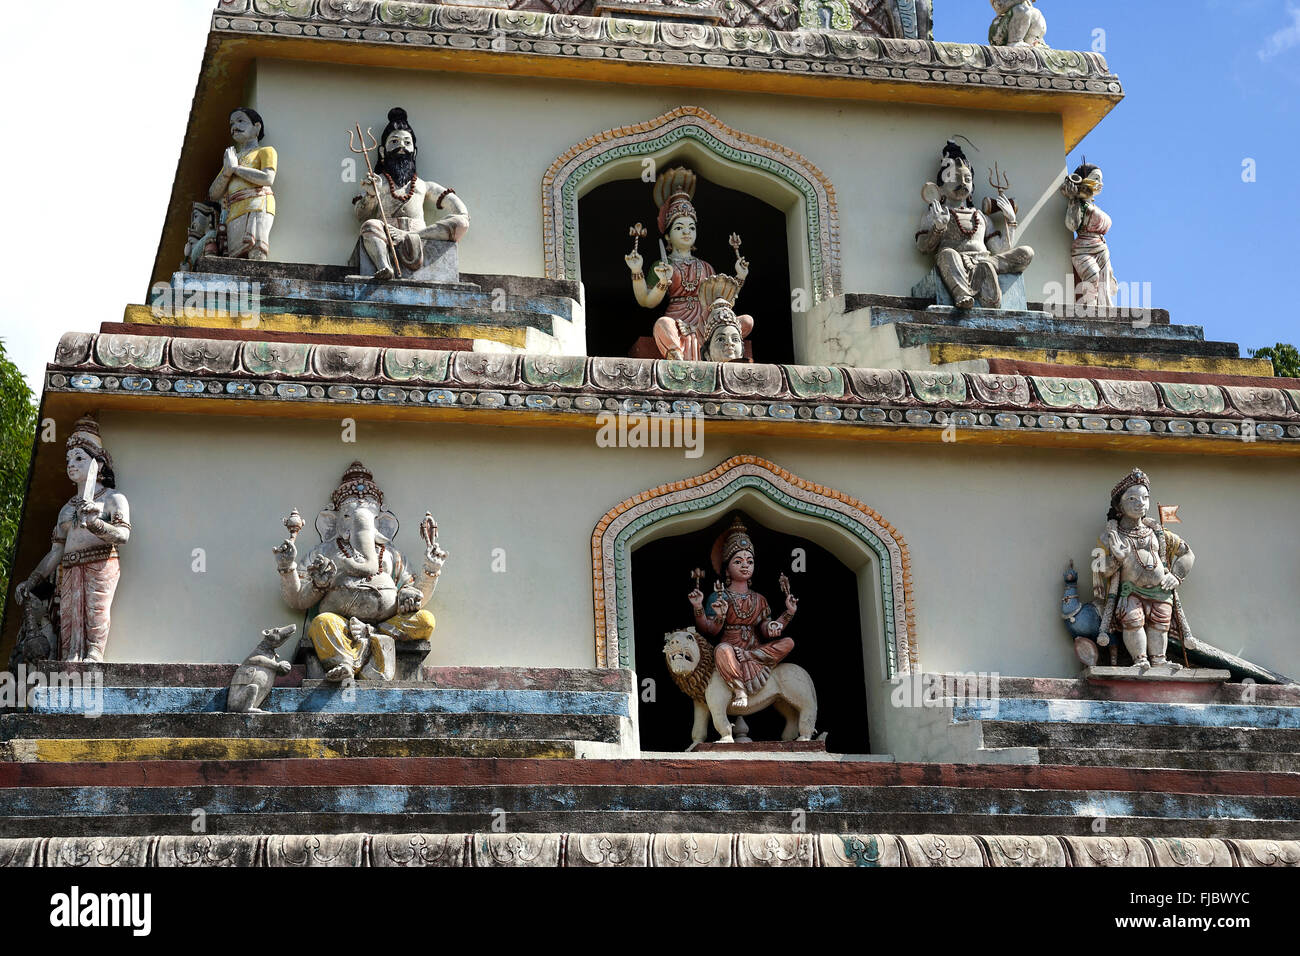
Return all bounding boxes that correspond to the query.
[248,59,1075,332]
[96,409,1300,693]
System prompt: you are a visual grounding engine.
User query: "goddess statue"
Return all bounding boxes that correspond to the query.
[1094,469,1195,674]
[14,417,130,663]
[272,461,447,681]
[354,107,470,280]
[915,141,1034,310]
[207,107,276,260]
[687,516,798,708]
[624,168,753,361]
[1061,161,1119,308]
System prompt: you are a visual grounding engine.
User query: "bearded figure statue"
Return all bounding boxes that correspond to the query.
[272,461,447,681]
[354,107,470,281]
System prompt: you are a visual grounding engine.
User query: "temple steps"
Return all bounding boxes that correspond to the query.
[979,720,1300,754]
[867,306,1205,342]
[1,737,578,762]
[1033,748,1300,773]
[0,711,625,744]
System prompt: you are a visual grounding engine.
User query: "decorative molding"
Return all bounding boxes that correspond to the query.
[542,105,840,301]
[209,6,1122,98]
[5,833,1295,866]
[46,333,1300,449]
[589,455,916,674]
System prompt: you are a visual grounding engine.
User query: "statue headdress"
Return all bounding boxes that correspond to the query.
[65,416,112,470]
[331,460,385,510]
[698,274,742,343]
[938,140,971,184]
[1110,467,1150,501]
[710,515,756,575]
[654,167,698,236]
[380,107,416,151]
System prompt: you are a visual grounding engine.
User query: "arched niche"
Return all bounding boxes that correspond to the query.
[542,106,841,308]
[591,457,917,692]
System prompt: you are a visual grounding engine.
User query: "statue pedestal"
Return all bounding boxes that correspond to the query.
[691,740,827,753]
[912,268,1028,311]
[1082,665,1232,703]
[355,238,460,284]
[395,640,431,681]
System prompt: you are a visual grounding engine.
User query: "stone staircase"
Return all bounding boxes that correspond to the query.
[134,259,585,353]
[1,667,1298,847]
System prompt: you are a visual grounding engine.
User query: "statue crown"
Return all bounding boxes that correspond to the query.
[331,460,385,510]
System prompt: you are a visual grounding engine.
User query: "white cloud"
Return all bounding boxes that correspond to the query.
[1259,3,1300,59]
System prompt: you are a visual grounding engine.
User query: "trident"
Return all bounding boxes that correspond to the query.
[347,124,403,279]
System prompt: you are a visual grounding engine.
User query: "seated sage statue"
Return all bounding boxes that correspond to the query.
[354,107,469,280]
[915,141,1034,310]
[272,461,447,681]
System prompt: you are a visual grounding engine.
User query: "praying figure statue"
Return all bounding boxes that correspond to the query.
[272,461,447,681]
[1061,161,1119,308]
[915,141,1034,309]
[14,417,130,663]
[687,516,798,708]
[699,275,745,363]
[354,107,470,281]
[208,107,276,260]
[1094,469,1195,675]
[624,167,754,360]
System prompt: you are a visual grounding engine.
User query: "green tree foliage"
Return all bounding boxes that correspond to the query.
[0,341,38,622]
[1249,343,1300,378]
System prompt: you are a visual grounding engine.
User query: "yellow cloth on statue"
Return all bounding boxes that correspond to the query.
[308,609,434,673]
[225,147,277,219]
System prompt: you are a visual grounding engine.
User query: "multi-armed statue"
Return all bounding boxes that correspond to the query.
[624,167,754,360]
[915,140,1035,310]
[272,461,447,681]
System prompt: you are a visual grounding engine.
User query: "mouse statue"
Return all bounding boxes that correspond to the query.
[227,624,298,713]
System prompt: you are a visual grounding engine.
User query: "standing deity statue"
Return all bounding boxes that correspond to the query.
[207,107,276,260]
[686,516,798,709]
[14,418,131,663]
[1061,161,1119,309]
[272,461,447,681]
[354,107,470,281]
[1094,469,1195,674]
[988,0,1046,47]
[624,168,754,361]
[698,275,746,363]
[915,141,1034,310]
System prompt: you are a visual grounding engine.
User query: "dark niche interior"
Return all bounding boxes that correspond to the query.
[578,174,795,364]
[631,511,870,754]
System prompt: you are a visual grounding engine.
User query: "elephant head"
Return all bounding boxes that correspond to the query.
[316,462,400,575]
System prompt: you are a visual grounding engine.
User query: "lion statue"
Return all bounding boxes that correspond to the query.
[662,627,819,747]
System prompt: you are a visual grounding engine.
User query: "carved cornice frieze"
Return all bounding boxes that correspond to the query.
[209,2,1121,98]
[47,332,1300,446]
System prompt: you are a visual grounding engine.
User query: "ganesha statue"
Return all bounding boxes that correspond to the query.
[272,461,447,681]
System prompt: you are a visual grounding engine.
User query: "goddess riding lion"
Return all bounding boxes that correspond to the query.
[662,627,819,747]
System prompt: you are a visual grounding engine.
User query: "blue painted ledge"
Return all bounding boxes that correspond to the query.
[951,698,1300,730]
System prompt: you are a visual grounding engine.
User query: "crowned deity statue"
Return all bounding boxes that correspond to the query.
[354,107,470,281]
[1094,469,1195,674]
[208,107,276,260]
[915,141,1034,310]
[272,461,447,681]
[698,275,746,363]
[686,516,799,708]
[624,168,754,361]
[1061,161,1119,309]
[14,418,131,663]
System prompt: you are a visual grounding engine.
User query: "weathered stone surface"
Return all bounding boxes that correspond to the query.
[566,833,649,866]
[819,834,903,867]
[475,833,561,867]
[900,834,984,867]
[1063,836,1151,867]
[47,836,154,868]
[1147,837,1233,868]
[370,833,469,867]
[0,838,41,867]
[982,835,1068,867]
[267,834,365,867]
[735,834,815,867]
[1231,839,1300,867]
[650,833,733,867]
[157,835,261,867]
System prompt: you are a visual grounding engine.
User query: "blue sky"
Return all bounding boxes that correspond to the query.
[939,0,1300,353]
[1,0,1297,389]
